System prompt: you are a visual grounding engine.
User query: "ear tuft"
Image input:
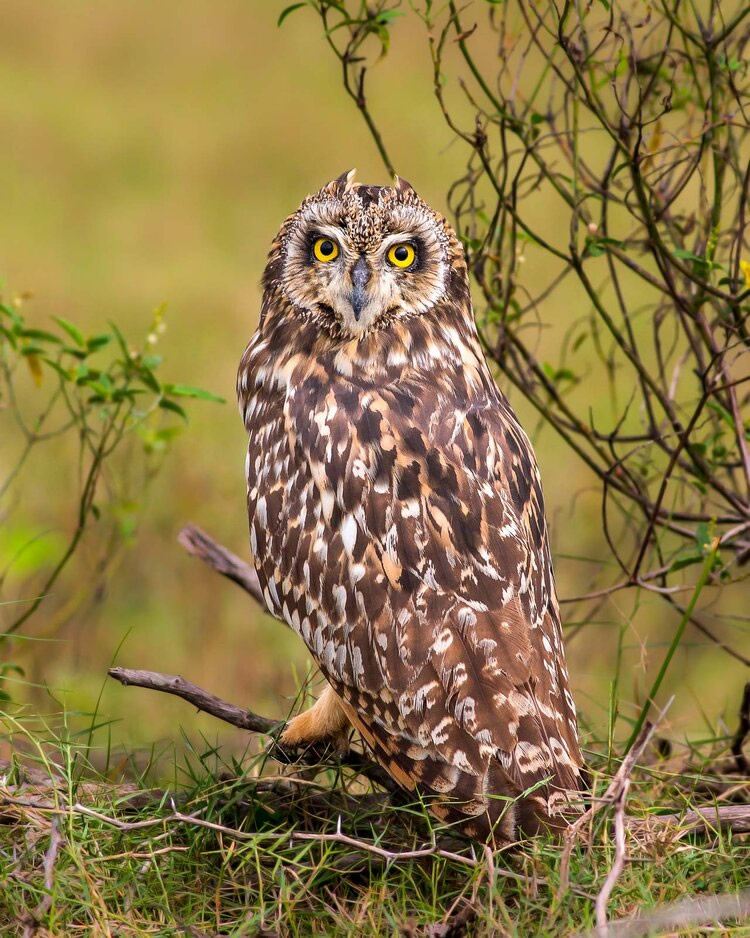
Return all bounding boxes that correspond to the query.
[317,170,357,198]
[324,169,357,195]
[393,174,416,196]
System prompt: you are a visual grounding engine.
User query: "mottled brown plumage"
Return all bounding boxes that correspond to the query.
[237,172,584,840]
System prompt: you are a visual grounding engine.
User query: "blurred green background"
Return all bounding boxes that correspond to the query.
[0,0,745,768]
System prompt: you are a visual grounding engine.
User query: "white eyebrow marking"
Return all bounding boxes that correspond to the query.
[380,232,419,250]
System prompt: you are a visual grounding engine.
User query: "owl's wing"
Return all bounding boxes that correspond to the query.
[272,377,582,835]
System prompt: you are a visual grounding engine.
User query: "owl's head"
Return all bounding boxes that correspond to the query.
[268,170,464,338]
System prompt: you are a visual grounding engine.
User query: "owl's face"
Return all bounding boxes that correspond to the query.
[274,171,453,338]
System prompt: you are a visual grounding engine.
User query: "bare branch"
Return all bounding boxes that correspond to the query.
[107,666,278,735]
[177,523,267,610]
[106,666,396,791]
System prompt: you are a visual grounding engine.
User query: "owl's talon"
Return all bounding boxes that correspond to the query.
[271,684,351,764]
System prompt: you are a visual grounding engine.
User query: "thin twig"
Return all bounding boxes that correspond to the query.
[292,819,484,872]
[595,779,630,937]
[21,817,63,938]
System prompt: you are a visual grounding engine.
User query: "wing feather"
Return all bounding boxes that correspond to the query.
[241,316,583,838]
[277,373,583,833]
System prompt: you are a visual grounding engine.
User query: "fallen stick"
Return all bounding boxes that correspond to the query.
[626,803,750,836]
[576,887,750,938]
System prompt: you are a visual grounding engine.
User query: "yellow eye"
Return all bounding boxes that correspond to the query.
[387,243,416,269]
[313,237,339,263]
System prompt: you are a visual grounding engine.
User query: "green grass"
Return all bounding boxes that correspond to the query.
[1,707,748,937]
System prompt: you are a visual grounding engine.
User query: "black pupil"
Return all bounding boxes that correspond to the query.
[395,245,410,262]
[319,239,334,256]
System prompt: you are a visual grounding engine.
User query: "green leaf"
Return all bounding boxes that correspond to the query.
[109,320,132,362]
[706,399,735,430]
[0,664,24,677]
[86,333,112,352]
[112,388,146,403]
[139,368,161,394]
[141,354,163,370]
[669,551,704,573]
[42,358,71,380]
[277,2,307,26]
[695,522,711,552]
[572,332,589,352]
[159,398,188,421]
[62,345,88,359]
[163,383,225,403]
[87,380,113,398]
[672,248,724,272]
[0,303,23,327]
[53,316,85,347]
[375,9,405,23]
[585,235,624,258]
[542,362,577,384]
[19,328,62,344]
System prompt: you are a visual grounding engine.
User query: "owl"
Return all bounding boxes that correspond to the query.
[237,171,584,841]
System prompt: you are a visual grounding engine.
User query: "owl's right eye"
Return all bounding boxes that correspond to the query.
[313,237,340,263]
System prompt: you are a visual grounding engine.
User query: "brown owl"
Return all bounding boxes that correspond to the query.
[237,171,584,841]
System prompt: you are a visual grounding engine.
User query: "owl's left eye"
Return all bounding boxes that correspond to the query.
[313,237,340,263]
[387,243,416,269]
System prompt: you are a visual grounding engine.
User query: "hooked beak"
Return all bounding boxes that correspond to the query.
[350,255,370,322]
